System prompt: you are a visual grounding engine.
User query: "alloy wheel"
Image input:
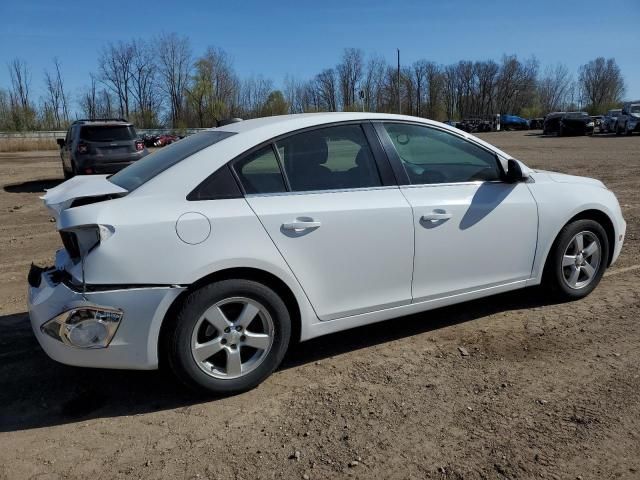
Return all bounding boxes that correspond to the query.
[190,297,274,379]
[561,231,601,290]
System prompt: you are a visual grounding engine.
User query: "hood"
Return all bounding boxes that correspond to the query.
[536,170,606,189]
[42,175,127,219]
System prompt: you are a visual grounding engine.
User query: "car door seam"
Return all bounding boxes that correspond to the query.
[241,197,321,320]
[397,186,418,303]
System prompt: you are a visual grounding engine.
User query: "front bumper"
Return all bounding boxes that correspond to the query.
[28,266,184,370]
[611,217,626,266]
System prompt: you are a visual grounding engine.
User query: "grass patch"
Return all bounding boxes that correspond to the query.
[0,137,59,152]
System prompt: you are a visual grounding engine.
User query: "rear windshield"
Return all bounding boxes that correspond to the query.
[109,130,236,192]
[80,125,136,142]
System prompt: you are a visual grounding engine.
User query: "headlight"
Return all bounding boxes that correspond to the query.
[42,305,123,348]
[587,122,595,127]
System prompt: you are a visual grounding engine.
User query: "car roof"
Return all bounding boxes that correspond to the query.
[133,112,517,197]
[215,112,442,135]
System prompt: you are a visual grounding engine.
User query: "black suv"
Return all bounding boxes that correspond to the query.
[57,119,148,178]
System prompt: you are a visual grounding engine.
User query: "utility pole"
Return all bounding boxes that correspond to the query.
[397,48,401,114]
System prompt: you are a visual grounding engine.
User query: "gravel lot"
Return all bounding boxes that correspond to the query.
[0,131,639,480]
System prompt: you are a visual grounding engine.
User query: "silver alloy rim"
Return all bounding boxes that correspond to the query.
[191,297,274,379]
[561,231,601,290]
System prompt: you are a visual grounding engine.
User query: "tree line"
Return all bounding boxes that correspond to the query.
[0,33,628,131]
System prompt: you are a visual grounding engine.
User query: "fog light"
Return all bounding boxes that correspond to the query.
[42,305,123,348]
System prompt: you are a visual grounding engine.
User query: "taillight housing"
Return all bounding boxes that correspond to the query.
[77,142,89,154]
[135,140,144,151]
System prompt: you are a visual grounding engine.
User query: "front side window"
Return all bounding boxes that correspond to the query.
[382,123,501,185]
[234,145,287,194]
[276,124,381,192]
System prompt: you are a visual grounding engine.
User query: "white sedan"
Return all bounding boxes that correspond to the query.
[28,113,626,393]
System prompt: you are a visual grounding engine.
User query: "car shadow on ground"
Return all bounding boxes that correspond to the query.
[3,178,63,194]
[0,286,564,432]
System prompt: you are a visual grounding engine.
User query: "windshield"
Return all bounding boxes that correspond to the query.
[109,130,236,191]
[80,125,136,142]
[631,105,640,113]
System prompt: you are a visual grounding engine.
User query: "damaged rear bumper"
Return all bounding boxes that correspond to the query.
[28,263,185,370]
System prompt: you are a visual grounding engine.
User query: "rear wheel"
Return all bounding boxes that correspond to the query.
[615,123,622,135]
[62,162,72,180]
[167,279,291,394]
[544,219,609,300]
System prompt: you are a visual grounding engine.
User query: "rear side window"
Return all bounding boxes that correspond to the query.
[109,130,236,192]
[382,123,501,184]
[80,125,136,142]
[276,124,381,192]
[234,146,287,194]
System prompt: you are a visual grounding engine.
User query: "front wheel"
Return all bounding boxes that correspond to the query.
[166,279,291,394]
[544,219,609,300]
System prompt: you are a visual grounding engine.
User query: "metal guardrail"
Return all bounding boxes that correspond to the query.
[0,128,209,139]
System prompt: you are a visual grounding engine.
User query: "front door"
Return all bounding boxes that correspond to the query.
[377,122,538,302]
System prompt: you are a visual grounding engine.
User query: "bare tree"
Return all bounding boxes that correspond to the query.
[239,76,273,118]
[130,39,160,127]
[337,48,364,110]
[537,63,572,113]
[314,69,338,111]
[43,58,70,129]
[8,58,36,130]
[362,56,387,112]
[156,33,192,127]
[579,57,625,113]
[98,42,135,118]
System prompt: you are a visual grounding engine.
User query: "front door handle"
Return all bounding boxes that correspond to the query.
[282,219,322,231]
[421,211,452,222]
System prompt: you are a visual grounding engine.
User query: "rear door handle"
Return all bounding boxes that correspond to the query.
[421,211,452,222]
[282,220,322,231]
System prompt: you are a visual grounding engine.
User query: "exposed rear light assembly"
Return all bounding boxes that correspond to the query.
[135,140,144,151]
[77,142,89,154]
[59,224,113,261]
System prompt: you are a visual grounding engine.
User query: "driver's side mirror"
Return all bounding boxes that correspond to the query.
[56,138,65,148]
[505,159,526,183]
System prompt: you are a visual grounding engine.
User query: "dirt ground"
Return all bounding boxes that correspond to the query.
[0,131,639,480]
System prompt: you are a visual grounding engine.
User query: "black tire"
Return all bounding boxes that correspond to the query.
[543,219,609,301]
[166,279,291,394]
[615,123,621,135]
[62,162,72,180]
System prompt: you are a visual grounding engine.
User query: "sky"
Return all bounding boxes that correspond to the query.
[1,0,639,107]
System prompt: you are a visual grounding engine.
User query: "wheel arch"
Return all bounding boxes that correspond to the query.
[158,267,302,367]
[544,209,616,272]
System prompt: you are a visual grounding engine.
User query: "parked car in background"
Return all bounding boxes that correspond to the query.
[615,102,640,135]
[529,118,545,130]
[543,112,564,135]
[600,109,622,134]
[57,119,148,178]
[590,115,604,132]
[543,112,594,136]
[29,113,625,394]
[500,114,529,130]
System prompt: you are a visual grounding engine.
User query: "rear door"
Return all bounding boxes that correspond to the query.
[238,123,415,321]
[376,122,538,302]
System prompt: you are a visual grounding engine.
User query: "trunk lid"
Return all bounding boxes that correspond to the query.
[42,175,127,220]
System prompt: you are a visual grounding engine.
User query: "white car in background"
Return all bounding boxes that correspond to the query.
[28,113,626,393]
